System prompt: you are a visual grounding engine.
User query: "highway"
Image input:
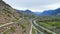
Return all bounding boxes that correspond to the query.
[0,17,57,34]
[31,18,44,34]
[32,19,57,34]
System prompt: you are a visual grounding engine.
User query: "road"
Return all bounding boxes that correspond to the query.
[0,18,24,28]
[32,25,44,34]
[33,19,57,34]
[0,17,57,34]
[31,18,44,34]
[0,17,24,34]
[29,20,32,34]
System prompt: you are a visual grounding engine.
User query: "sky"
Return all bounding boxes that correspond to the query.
[3,0,60,12]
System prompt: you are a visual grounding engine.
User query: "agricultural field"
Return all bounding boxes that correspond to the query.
[37,16,60,34]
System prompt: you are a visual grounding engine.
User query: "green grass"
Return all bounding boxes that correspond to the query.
[37,21,60,28]
[37,16,60,33]
[3,27,15,34]
[9,27,15,32]
[3,32,7,34]
[32,28,36,34]
[20,22,28,29]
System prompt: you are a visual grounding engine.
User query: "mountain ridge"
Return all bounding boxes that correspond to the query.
[41,8,60,16]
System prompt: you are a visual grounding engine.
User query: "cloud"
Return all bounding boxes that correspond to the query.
[3,0,60,12]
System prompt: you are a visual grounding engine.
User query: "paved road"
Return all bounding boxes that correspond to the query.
[33,19,57,34]
[29,20,32,34]
[32,25,44,34]
[37,30,42,34]
[31,18,44,34]
[0,17,57,34]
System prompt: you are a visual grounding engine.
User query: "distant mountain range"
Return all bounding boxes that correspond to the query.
[16,8,60,16]
[16,9,41,16]
[41,8,60,16]
[16,9,34,15]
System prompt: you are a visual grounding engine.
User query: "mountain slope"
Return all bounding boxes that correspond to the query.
[16,9,35,18]
[0,0,31,34]
[41,8,60,16]
[16,9,34,15]
[0,0,22,24]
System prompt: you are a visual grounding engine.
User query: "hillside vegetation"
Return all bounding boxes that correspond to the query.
[0,0,31,34]
[0,0,22,24]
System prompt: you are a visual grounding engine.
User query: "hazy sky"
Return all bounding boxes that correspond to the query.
[3,0,60,12]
